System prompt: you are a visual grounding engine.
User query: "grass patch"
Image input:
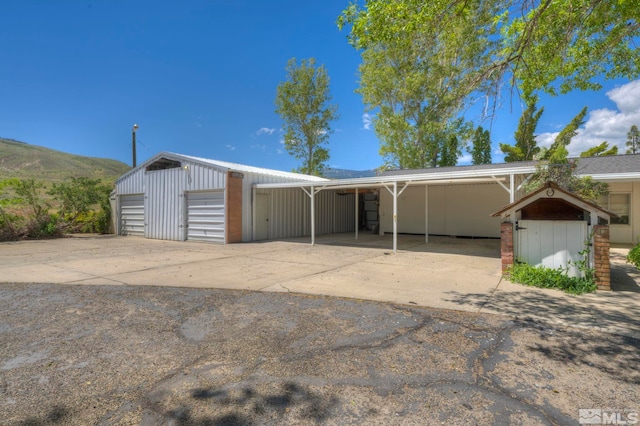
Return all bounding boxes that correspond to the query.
[508,262,597,295]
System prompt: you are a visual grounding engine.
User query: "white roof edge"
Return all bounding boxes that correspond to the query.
[254,166,537,189]
[116,151,328,183]
[580,173,640,181]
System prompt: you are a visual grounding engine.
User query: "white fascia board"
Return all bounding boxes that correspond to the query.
[253,166,536,189]
[580,173,640,182]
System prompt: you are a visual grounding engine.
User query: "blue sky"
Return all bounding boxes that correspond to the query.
[1,1,638,172]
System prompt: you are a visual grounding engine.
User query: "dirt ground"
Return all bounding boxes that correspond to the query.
[1,283,638,425]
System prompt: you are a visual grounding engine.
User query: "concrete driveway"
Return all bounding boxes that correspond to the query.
[1,233,639,338]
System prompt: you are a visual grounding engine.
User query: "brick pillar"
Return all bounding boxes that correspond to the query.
[593,225,611,291]
[501,222,514,274]
[226,172,243,244]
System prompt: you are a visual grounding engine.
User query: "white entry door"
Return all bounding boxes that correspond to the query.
[516,220,588,277]
[254,192,270,241]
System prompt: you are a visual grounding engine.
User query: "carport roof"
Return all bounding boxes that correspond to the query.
[253,153,640,190]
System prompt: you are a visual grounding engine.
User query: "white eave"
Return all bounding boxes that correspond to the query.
[253,165,537,189]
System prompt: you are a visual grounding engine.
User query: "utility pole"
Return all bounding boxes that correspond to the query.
[132,124,139,167]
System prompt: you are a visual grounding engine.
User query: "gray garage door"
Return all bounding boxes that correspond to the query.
[187,191,225,243]
[119,194,145,236]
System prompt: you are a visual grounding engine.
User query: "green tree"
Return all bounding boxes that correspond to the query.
[338,1,487,169]
[471,126,492,165]
[500,99,543,162]
[580,142,618,157]
[48,177,109,223]
[339,0,640,123]
[438,134,461,167]
[543,107,588,161]
[627,125,640,154]
[275,58,338,176]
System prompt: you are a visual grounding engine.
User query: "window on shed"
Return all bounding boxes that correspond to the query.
[145,158,182,172]
[598,193,630,225]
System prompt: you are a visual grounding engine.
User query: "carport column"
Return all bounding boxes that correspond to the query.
[424,185,429,243]
[311,185,315,246]
[393,181,397,253]
[510,174,515,203]
[355,188,359,240]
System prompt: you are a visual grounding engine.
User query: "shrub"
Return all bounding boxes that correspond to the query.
[508,262,597,295]
[628,243,640,269]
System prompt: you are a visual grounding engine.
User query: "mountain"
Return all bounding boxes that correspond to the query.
[0,138,131,184]
[323,167,378,179]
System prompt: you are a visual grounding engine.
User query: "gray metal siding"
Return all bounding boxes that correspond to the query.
[259,188,355,240]
[145,168,185,241]
[242,173,321,242]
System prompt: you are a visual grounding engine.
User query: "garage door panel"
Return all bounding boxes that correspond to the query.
[187,191,225,243]
[120,194,145,236]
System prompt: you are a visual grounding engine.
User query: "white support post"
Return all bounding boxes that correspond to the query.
[310,185,315,246]
[510,174,515,203]
[424,185,429,243]
[393,181,398,253]
[251,186,256,241]
[355,188,359,240]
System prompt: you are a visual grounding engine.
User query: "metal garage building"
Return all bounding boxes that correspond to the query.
[114,152,344,244]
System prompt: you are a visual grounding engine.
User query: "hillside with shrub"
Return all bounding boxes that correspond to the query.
[0,138,130,183]
[0,138,130,241]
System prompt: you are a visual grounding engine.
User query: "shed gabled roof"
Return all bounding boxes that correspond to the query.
[116,151,328,184]
[490,181,617,220]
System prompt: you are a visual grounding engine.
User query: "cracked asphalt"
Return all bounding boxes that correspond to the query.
[1,283,638,425]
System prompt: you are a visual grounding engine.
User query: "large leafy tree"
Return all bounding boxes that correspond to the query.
[627,125,640,154]
[275,58,338,176]
[339,1,640,166]
[471,126,492,165]
[500,99,543,162]
[338,1,488,169]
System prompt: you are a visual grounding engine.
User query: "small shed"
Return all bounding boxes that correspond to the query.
[491,182,617,290]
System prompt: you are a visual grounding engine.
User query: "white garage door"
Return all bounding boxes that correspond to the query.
[120,194,145,236]
[187,191,225,243]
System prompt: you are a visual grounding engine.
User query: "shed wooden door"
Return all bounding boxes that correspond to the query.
[119,194,145,236]
[186,191,225,243]
[516,220,588,277]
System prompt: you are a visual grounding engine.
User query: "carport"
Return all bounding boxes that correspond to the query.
[252,164,536,253]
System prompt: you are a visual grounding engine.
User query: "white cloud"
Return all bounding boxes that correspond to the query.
[255,127,276,136]
[362,113,373,130]
[225,144,235,151]
[251,144,266,151]
[536,79,640,156]
[276,148,284,155]
[457,153,472,165]
[279,138,285,145]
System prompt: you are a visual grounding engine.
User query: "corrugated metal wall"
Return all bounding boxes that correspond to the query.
[145,168,185,241]
[117,158,228,241]
[260,188,355,240]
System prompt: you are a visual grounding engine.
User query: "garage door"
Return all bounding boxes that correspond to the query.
[120,194,145,236]
[187,191,225,243]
